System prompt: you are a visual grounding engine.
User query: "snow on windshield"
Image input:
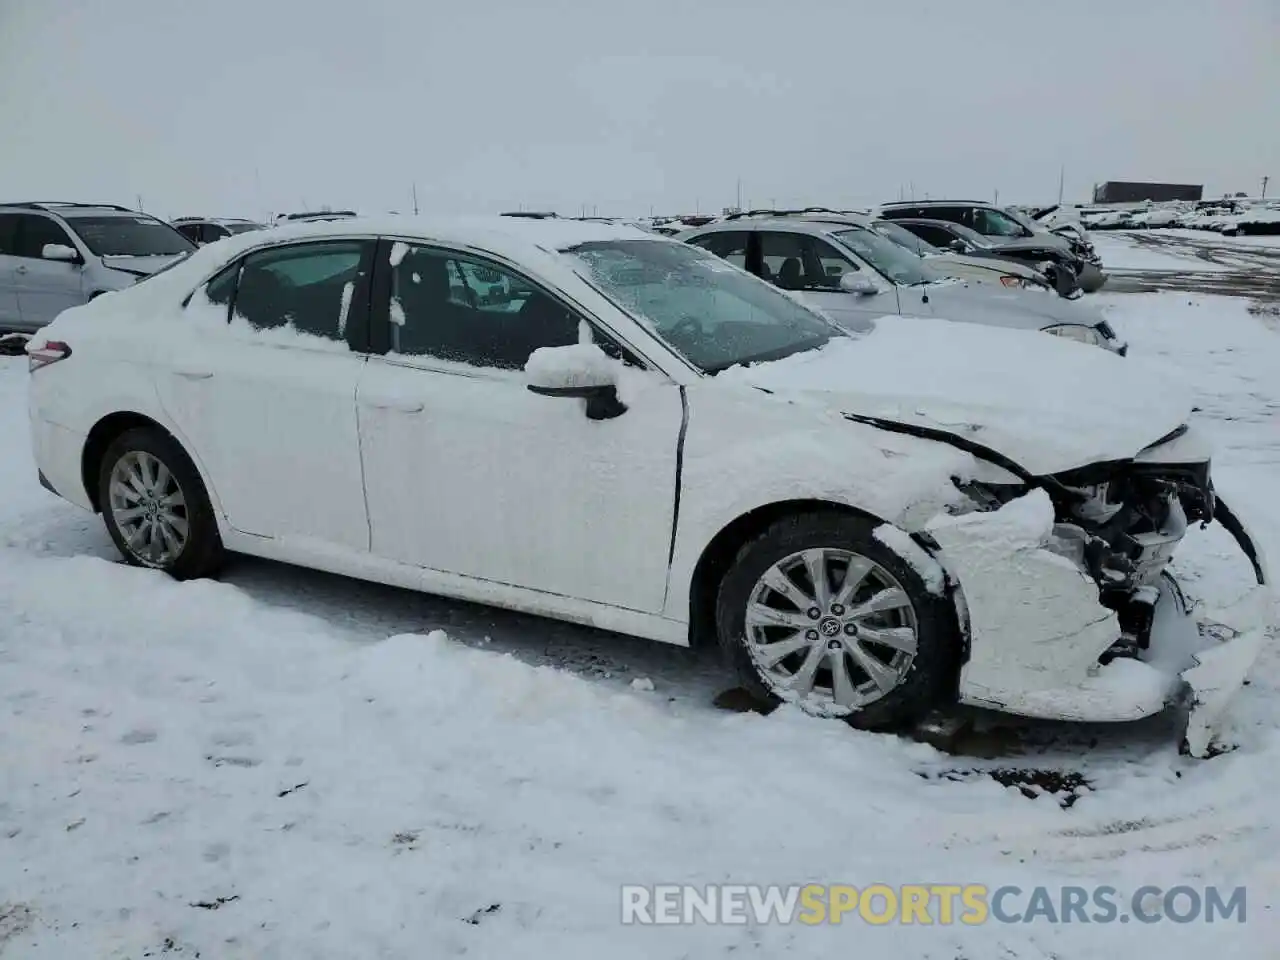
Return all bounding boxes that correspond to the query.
[563,239,839,372]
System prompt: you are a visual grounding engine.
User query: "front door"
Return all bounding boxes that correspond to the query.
[11,214,85,327]
[356,240,684,613]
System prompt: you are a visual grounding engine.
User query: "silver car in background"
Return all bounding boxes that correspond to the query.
[678,212,1125,353]
[0,202,196,333]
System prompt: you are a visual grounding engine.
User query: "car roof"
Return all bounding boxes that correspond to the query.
[0,202,143,217]
[681,213,873,237]
[880,200,990,209]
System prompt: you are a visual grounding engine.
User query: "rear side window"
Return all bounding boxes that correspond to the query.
[905,223,957,248]
[233,241,370,344]
[0,214,19,255]
[688,231,749,268]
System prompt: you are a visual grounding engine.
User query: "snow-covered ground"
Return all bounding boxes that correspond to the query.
[1149,229,1280,250]
[2,291,1278,958]
[1089,234,1230,272]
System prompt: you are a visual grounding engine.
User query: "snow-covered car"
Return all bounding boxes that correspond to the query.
[679,214,1126,353]
[26,216,1268,755]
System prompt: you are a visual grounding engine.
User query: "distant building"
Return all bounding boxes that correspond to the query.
[1092,181,1203,204]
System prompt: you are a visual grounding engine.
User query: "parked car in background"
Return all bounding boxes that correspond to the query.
[880,200,1106,292]
[25,215,1262,754]
[0,201,196,333]
[172,217,264,246]
[871,219,1075,297]
[886,218,1083,298]
[679,212,1123,352]
[275,210,359,223]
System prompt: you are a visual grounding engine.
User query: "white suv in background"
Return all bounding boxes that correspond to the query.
[0,202,196,333]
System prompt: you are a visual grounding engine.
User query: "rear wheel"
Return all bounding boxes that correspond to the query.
[97,427,224,579]
[715,512,959,730]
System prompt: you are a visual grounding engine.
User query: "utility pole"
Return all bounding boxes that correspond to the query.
[1263,176,1270,199]
[411,183,419,215]
[994,188,999,205]
[736,177,742,212]
[136,195,144,211]
[1057,165,1065,204]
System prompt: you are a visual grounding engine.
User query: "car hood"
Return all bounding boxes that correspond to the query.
[100,253,192,277]
[719,317,1190,476]
[925,253,1042,281]
[907,282,1105,330]
[985,235,1073,256]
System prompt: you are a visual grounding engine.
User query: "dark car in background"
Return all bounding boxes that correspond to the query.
[880,200,1105,292]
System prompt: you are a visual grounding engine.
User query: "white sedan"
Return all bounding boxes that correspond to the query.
[26,217,1268,753]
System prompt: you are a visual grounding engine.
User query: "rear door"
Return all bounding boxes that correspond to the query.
[0,215,21,330]
[155,238,376,551]
[11,214,86,327]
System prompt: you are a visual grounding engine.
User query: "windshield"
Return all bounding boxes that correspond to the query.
[563,239,841,373]
[830,226,940,286]
[66,215,196,257]
[1002,207,1048,235]
[871,220,939,256]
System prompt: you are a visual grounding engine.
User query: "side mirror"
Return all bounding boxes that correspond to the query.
[947,238,968,253]
[525,343,628,420]
[42,243,81,263]
[838,272,879,296]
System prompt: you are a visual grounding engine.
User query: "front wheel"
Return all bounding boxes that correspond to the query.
[715,512,959,730]
[98,427,224,579]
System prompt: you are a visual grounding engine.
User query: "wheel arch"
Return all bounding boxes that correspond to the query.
[81,412,194,513]
[686,498,879,649]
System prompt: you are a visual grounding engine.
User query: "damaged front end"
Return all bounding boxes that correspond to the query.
[934,425,1270,757]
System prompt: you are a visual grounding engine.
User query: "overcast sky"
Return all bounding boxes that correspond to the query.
[1,0,1276,219]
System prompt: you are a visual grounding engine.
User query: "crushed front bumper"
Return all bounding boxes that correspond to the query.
[925,488,1271,756]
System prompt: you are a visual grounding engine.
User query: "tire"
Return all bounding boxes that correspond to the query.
[715,512,959,731]
[97,426,224,579]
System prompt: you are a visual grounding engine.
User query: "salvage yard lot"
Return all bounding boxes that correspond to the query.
[1,248,1279,956]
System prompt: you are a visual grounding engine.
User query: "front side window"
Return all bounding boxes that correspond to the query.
[563,238,839,373]
[386,244,578,369]
[13,215,76,259]
[200,223,230,244]
[233,240,369,343]
[830,226,940,286]
[972,208,1028,237]
[64,215,196,257]
[175,223,202,244]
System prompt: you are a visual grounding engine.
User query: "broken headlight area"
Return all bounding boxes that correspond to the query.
[951,459,1216,660]
[1048,461,1213,658]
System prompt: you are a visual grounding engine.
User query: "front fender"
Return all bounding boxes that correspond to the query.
[663,388,973,622]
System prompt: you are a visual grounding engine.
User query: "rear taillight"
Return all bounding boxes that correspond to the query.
[28,341,72,373]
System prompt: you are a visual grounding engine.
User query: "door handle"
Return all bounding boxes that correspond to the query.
[174,370,214,380]
[15,265,28,275]
[367,399,424,414]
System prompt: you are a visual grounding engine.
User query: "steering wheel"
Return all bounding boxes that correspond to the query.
[668,317,704,343]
